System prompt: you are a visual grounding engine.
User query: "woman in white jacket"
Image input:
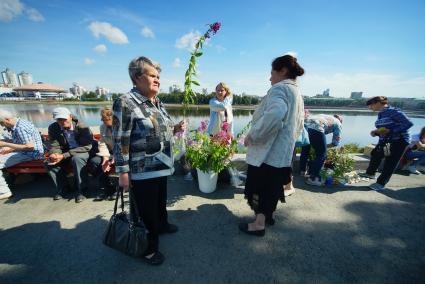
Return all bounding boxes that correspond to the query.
[239,54,305,236]
[206,82,234,136]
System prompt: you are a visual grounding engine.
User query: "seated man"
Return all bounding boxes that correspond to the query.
[46,107,99,203]
[0,110,44,200]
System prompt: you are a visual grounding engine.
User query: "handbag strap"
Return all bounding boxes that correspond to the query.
[128,186,142,223]
[113,186,125,215]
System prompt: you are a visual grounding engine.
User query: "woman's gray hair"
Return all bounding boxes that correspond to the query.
[0,110,13,122]
[128,56,161,85]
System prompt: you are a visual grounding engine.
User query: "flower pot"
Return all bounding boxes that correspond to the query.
[196,169,218,193]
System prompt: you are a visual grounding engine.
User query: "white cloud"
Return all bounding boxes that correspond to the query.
[26,7,44,22]
[0,0,23,22]
[175,31,201,50]
[93,44,107,54]
[0,0,45,22]
[0,0,24,22]
[283,51,298,58]
[84,58,95,65]
[88,21,129,44]
[172,58,181,68]
[141,26,155,38]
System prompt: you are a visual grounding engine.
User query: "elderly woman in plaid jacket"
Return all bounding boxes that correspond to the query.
[112,56,186,265]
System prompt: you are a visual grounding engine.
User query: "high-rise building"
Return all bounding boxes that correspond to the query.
[18,71,33,86]
[1,68,19,87]
[350,92,363,99]
[69,83,87,98]
[96,86,110,97]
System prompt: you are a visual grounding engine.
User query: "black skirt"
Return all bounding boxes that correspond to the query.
[244,163,292,217]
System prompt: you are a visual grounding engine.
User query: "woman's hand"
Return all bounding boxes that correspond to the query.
[101,157,112,172]
[174,120,187,134]
[119,173,130,189]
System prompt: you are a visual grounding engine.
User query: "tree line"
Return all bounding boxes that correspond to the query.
[77,92,425,110]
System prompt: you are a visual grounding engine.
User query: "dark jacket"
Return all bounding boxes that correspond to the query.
[48,117,94,158]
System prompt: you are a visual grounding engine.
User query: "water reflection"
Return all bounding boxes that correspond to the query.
[1,103,424,146]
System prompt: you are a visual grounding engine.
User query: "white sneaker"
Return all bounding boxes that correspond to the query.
[408,165,420,175]
[300,171,309,177]
[0,192,12,200]
[284,187,296,197]
[369,183,385,191]
[183,172,193,181]
[305,177,322,186]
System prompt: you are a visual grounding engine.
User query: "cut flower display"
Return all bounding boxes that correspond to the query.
[185,120,236,173]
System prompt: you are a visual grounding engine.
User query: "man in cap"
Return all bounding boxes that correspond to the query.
[0,110,44,200]
[46,107,97,203]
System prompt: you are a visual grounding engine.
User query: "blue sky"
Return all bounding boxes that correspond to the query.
[1,0,424,98]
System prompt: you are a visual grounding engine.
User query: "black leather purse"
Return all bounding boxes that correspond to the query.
[103,186,148,257]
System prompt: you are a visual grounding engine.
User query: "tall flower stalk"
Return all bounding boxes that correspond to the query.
[183,22,221,113]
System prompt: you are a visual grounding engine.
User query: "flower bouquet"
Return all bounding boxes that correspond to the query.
[185,121,236,193]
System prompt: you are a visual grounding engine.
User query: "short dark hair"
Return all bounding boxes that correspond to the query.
[271,55,305,79]
[366,96,388,106]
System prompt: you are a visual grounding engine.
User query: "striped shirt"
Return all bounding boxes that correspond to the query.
[375,106,413,143]
[12,118,44,159]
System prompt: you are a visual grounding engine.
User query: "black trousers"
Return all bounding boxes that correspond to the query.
[245,164,291,219]
[87,156,115,196]
[131,176,168,254]
[366,139,409,186]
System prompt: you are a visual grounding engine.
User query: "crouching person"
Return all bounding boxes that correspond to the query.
[46,107,100,203]
[0,110,44,200]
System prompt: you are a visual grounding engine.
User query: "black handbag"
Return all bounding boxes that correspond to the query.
[103,186,148,257]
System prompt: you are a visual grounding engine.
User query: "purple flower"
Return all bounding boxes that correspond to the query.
[210,22,221,34]
[187,139,194,146]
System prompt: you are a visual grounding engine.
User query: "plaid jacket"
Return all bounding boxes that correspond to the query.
[112,89,175,180]
[12,118,44,159]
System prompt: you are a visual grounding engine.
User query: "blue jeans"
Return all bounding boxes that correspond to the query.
[299,129,327,179]
[405,150,425,166]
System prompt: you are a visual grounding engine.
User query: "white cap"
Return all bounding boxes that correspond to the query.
[52,107,71,120]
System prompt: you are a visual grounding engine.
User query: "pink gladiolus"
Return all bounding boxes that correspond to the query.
[222,121,230,131]
[210,22,221,33]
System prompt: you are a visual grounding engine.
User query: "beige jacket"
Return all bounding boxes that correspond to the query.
[97,124,113,157]
[246,79,304,168]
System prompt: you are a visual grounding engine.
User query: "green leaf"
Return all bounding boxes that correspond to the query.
[191,80,200,86]
[195,52,203,57]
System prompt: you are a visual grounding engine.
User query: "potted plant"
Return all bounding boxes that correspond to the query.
[185,121,236,193]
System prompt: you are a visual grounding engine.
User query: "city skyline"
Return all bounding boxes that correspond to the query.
[1,0,424,98]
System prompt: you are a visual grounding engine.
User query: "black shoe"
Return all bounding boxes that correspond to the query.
[142,251,165,266]
[265,217,275,226]
[75,194,85,203]
[238,223,265,237]
[159,223,178,234]
[53,193,62,201]
[94,193,107,201]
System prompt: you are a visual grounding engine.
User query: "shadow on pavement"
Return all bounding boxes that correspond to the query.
[1,200,424,283]
[378,186,425,204]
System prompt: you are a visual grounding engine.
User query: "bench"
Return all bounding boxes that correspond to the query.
[3,134,113,175]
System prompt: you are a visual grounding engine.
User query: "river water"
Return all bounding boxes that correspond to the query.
[1,104,424,146]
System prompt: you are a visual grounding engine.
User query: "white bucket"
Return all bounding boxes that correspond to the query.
[196,169,218,193]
